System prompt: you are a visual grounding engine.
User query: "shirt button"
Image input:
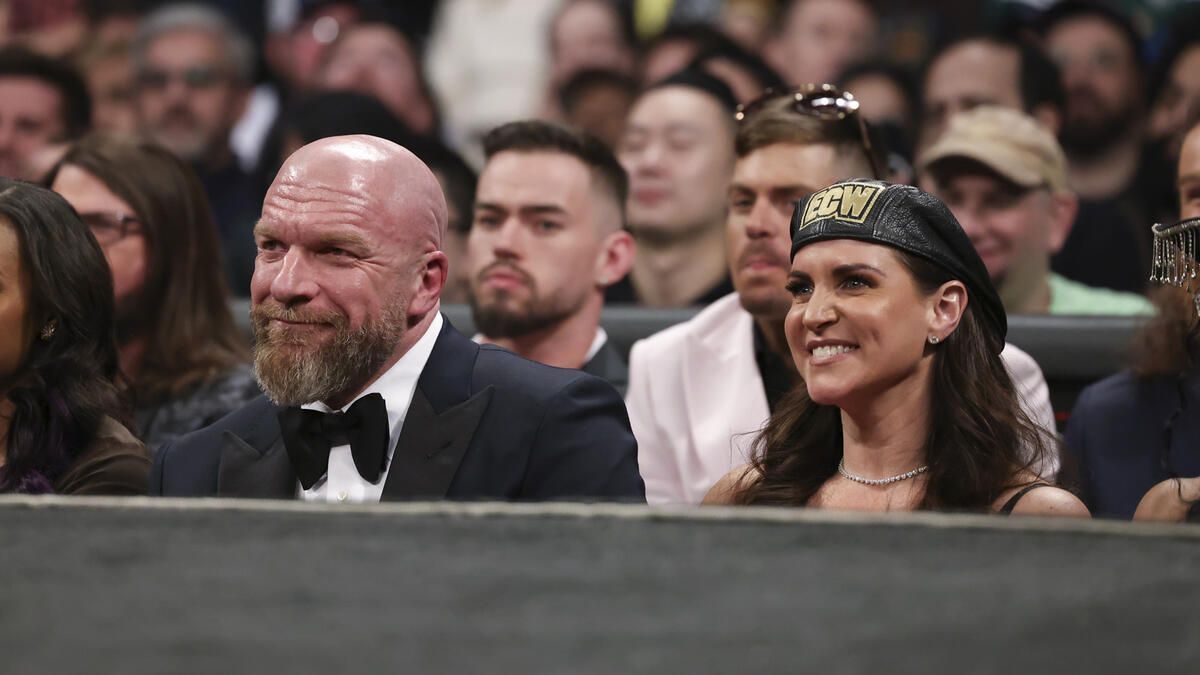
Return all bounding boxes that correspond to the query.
[337,491,348,502]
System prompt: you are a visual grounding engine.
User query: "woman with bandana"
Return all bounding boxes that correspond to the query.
[705,180,1088,516]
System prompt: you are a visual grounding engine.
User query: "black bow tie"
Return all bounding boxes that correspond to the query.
[277,393,390,490]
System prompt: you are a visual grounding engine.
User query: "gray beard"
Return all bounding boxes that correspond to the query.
[252,304,406,407]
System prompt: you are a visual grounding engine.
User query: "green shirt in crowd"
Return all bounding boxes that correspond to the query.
[1048,273,1155,316]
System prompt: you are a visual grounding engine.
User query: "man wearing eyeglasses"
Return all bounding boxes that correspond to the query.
[627,88,1060,504]
[132,3,257,295]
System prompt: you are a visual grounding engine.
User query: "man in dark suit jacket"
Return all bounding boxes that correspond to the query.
[151,134,643,502]
[465,120,635,395]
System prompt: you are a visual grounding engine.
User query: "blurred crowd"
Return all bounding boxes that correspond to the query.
[2,0,1200,521]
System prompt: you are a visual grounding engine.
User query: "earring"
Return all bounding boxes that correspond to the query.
[40,321,56,340]
[927,335,940,345]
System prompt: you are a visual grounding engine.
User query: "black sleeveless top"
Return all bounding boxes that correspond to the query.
[999,483,1053,515]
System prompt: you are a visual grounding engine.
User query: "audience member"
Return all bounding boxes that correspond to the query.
[614,69,737,307]
[0,45,91,181]
[920,106,1153,316]
[151,135,643,502]
[558,69,639,150]
[765,0,877,88]
[131,3,259,294]
[543,0,635,120]
[0,178,149,495]
[1065,120,1200,520]
[315,17,440,138]
[49,135,260,452]
[918,34,1064,152]
[705,180,1087,517]
[1041,1,1145,199]
[468,121,634,393]
[1040,1,1167,293]
[75,38,136,135]
[629,87,1057,504]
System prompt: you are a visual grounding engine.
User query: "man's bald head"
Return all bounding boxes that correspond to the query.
[273,134,449,247]
[252,134,452,408]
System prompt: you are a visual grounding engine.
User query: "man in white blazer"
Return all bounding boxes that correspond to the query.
[626,87,1057,505]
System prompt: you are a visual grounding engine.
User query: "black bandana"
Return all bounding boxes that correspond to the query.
[790,179,1007,353]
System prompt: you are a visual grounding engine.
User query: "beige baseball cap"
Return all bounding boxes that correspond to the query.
[917,105,1068,192]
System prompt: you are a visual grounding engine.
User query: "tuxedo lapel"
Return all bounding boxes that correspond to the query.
[379,319,493,500]
[215,397,294,498]
[217,430,296,499]
[380,385,492,500]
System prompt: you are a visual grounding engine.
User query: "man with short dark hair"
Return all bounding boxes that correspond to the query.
[0,45,91,180]
[152,134,643,502]
[627,89,1058,504]
[614,70,738,307]
[468,120,635,392]
[1039,1,1164,293]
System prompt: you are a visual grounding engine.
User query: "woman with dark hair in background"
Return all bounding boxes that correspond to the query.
[0,179,148,494]
[48,135,259,453]
[706,180,1087,516]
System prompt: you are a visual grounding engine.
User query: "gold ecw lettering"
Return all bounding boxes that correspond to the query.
[799,182,882,229]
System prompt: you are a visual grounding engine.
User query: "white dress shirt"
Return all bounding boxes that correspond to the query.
[299,313,444,504]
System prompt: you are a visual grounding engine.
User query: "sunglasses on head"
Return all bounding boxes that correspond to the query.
[734,83,885,180]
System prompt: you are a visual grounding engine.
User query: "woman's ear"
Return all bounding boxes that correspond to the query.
[927,280,968,341]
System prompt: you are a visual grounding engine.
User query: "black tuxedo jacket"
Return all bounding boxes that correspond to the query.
[581,337,628,397]
[150,320,644,501]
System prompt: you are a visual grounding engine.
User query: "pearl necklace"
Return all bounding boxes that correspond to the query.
[837,458,929,486]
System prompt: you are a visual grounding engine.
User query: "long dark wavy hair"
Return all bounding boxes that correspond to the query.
[733,250,1049,510]
[1127,285,1200,521]
[0,179,123,493]
[48,135,248,404]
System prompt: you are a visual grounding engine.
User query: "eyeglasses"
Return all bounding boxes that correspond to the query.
[80,212,142,246]
[136,65,229,92]
[734,83,885,180]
